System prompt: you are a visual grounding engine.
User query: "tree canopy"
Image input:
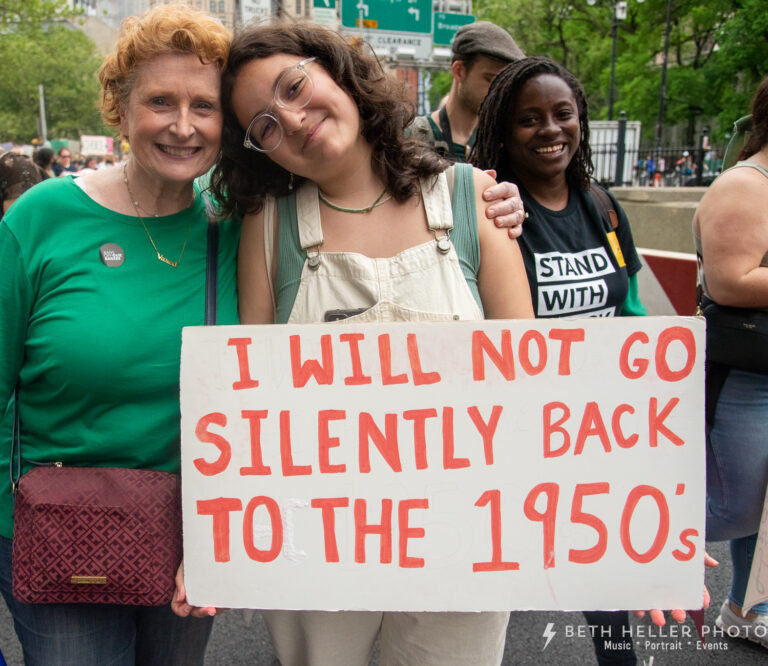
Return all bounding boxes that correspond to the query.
[0,0,106,143]
[0,0,80,30]
[476,0,768,143]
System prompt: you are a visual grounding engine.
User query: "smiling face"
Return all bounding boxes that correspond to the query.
[119,53,222,187]
[504,73,580,190]
[231,53,364,181]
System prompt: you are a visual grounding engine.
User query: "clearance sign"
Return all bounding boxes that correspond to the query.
[179,318,705,611]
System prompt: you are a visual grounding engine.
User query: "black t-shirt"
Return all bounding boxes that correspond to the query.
[518,186,642,318]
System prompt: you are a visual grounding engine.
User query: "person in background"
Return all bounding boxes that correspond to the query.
[471,55,646,666]
[407,21,524,163]
[173,20,534,666]
[0,151,44,220]
[0,6,238,663]
[32,147,55,179]
[80,155,100,173]
[655,156,666,187]
[645,154,655,187]
[694,73,768,650]
[52,146,77,176]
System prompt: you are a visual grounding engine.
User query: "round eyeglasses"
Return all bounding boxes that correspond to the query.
[243,57,316,153]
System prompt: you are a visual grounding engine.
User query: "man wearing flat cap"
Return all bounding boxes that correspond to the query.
[408,21,524,162]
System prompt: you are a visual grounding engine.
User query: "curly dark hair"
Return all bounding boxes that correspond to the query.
[470,56,593,192]
[212,20,446,219]
[739,74,768,160]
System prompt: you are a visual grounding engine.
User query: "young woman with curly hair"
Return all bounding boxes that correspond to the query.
[186,20,533,666]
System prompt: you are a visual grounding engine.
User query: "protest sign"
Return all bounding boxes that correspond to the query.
[79,135,113,155]
[180,317,705,611]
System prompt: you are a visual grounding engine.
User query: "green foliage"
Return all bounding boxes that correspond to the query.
[0,25,107,143]
[0,0,81,31]
[428,71,452,108]
[474,0,768,143]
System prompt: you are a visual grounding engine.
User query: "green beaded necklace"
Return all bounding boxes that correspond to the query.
[318,187,390,214]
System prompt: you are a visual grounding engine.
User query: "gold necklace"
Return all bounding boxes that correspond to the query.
[123,162,191,268]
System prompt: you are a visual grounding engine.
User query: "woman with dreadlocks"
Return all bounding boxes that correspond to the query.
[471,56,646,666]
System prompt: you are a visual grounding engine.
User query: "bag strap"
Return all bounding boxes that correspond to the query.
[205,221,219,326]
[10,386,20,495]
[587,184,619,231]
[203,194,219,326]
[262,195,277,315]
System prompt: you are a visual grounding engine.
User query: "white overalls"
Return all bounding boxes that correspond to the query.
[262,168,510,666]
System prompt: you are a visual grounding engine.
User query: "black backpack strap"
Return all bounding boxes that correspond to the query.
[587,184,619,231]
[10,385,21,495]
[202,194,219,326]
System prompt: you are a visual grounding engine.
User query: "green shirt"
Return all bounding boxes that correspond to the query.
[0,176,240,538]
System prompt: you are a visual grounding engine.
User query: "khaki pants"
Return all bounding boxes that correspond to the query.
[262,609,510,666]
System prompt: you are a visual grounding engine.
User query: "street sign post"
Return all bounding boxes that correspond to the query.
[433,12,474,46]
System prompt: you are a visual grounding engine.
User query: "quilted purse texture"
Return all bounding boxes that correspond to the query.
[12,466,181,605]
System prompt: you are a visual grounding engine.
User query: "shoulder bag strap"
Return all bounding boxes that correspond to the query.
[587,184,619,231]
[10,385,20,495]
[203,194,219,326]
[262,196,277,314]
[438,105,454,150]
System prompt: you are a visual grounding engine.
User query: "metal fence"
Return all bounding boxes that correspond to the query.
[590,118,723,188]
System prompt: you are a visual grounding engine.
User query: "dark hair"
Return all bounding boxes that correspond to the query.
[34,147,54,168]
[212,20,445,219]
[470,56,593,192]
[739,74,768,160]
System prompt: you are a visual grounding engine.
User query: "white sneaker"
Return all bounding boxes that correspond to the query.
[715,598,768,648]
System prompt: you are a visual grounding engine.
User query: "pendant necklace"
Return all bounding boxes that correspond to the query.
[123,162,191,268]
[318,187,390,214]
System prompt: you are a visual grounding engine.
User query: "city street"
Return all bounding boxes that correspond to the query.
[0,541,765,665]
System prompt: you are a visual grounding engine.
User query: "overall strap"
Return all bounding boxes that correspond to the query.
[296,183,324,269]
[423,170,454,232]
[296,183,324,250]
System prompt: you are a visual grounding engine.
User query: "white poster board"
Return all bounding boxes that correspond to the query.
[180,318,705,611]
[79,135,113,155]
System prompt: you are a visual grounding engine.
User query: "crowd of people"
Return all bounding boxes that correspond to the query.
[0,4,766,665]
[0,147,121,217]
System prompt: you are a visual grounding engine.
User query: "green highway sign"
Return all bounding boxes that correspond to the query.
[313,0,337,27]
[341,0,432,34]
[433,12,474,46]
